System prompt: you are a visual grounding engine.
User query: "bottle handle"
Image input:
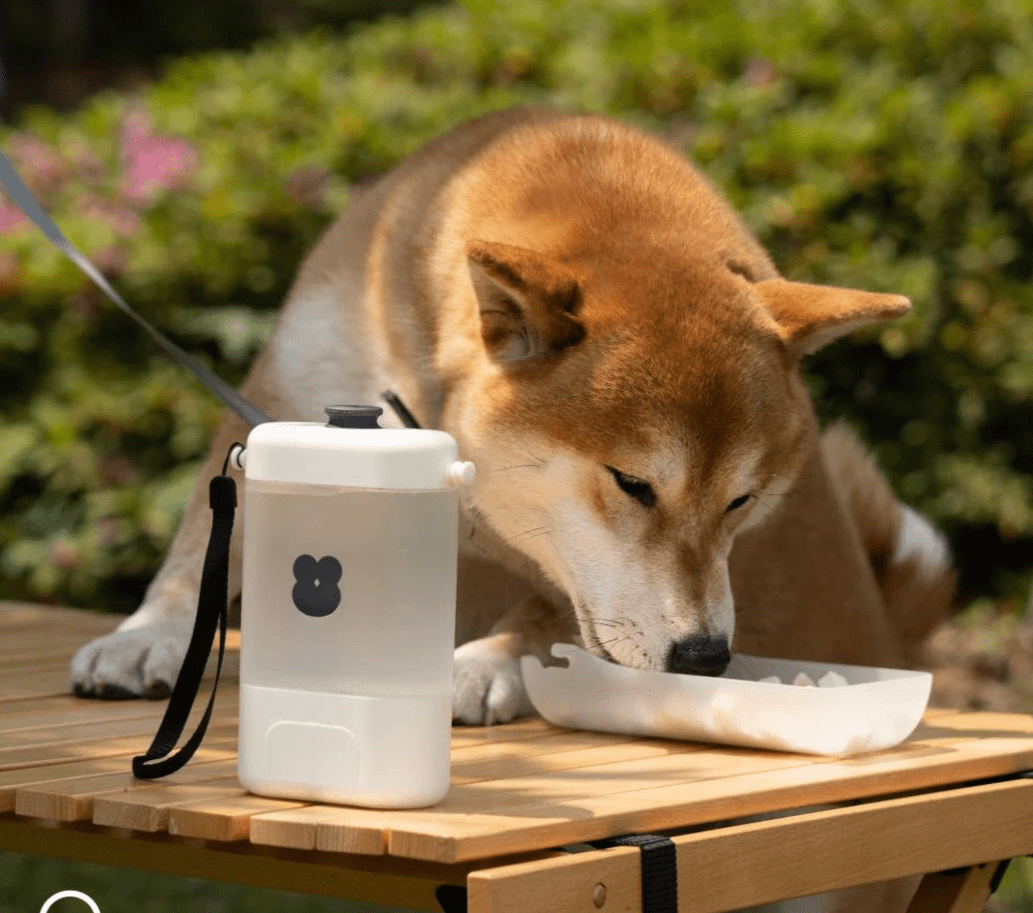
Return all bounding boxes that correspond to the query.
[131,445,240,779]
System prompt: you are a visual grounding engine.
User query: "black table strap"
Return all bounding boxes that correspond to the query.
[593,834,678,913]
[434,884,467,913]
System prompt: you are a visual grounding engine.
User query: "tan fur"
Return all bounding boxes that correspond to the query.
[821,422,956,660]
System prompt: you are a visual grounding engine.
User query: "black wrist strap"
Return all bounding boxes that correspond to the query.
[132,471,236,779]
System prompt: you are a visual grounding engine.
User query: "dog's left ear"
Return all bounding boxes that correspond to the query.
[467,240,585,362]
[754,278,910,359]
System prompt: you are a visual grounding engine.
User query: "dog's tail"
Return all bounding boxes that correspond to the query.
[821,422,956,659]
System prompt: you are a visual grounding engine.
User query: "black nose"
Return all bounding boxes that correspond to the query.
[667,635,731,676]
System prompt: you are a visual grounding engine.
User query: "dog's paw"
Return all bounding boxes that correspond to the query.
[452,638,535,726]
[70,621,191,700]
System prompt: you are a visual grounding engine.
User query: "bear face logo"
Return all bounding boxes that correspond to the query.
[291,554,343,617]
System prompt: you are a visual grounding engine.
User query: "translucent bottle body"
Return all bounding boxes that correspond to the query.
[240,478,458,698]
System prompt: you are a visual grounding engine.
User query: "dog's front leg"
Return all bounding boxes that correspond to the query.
[452,593,575,726]
[69,410,251,699]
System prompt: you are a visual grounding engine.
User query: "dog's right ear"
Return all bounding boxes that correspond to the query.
[754,278,911,360]
[467,241,585,362]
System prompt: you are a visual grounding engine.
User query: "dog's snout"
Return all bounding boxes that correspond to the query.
[667,635,731,677]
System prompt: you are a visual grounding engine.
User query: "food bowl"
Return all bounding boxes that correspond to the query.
[521,643,932,756]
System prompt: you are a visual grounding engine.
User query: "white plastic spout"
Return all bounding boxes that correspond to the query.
[447,461,476,487]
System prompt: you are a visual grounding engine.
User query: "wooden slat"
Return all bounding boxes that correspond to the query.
[455,725,624,752]
[1,689,237,739]
[0,605,234,654]
[92,780,248,832]
[169,794,311,841]
[1,695,173,730]
[12,759,240,821]
[1,655,78,673]
[3,708,202,749]
[1,718,237,772]
[466,778,1033,913]
[1,719,238,771]
[451,730,699,784]
[1,738,239,812]
[918,709,1033,734]
[0,631,104,652]
[0,668,77,702]
[0,603,117,634]
[450,717,555,747]
[251,805,394,855]
[443,742,807,812]
[0,609,239,650]
[0,664,236,703]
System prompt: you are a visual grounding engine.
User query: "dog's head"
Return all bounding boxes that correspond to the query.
[448,120,909,675]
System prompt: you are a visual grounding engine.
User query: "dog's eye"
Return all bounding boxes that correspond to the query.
[726,493,753,513]
[606,466,656,507]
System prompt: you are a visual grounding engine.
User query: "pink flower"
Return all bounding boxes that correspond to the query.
[743,58,779,88]
[68,142,106,185]
[78,196,141,236]
[8,133,70,196]
[119,108,152,157]
[96,516,125,546]
[93,244,128,276]
[118,108,199,206]
[0,202,27,234]
[47,540,80,571]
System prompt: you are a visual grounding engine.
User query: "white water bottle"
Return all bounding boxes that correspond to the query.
[235,405,475,808]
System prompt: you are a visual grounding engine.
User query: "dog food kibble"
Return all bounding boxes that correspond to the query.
[756,670,848,687]
[817,670,848,688]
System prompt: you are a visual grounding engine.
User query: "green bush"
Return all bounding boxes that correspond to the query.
[1,0,1031,612]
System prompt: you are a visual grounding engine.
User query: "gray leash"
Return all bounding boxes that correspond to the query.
[1,146,272,428]
[1,146,422,430]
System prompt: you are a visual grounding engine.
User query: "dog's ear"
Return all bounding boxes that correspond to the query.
[754,279,910,359]
[467,241,585,362]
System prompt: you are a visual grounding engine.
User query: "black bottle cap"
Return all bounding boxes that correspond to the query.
[324,405,383,429]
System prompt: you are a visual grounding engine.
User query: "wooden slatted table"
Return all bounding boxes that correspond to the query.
[2,602,1032,913]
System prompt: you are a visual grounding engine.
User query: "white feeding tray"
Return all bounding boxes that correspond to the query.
[521,644,932,756]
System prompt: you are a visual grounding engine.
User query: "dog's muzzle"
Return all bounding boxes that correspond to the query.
[666,634,731,676]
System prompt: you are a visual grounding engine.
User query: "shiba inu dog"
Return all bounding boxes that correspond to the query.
[71,107,954,731]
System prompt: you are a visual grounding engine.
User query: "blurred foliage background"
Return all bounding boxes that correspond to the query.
[1,0,1031,616]
[1,2,1031,910]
